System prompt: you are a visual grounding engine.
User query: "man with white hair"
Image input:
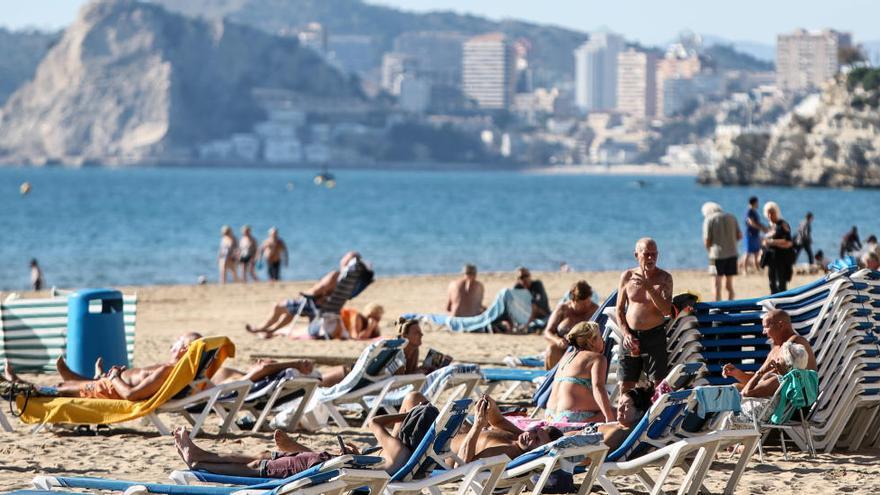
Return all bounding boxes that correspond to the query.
[724,309,816,398]
[702,202,742,301]
[861,251,880,271]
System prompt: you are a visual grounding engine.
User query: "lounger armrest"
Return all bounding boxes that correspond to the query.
[320,455,385,470]
[390,373,428,387]
[504,444,608,478]
[388,455,510,490]
[32,476,61,490]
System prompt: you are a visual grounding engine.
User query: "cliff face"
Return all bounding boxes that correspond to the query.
[705,71,880,187]
[0,28,58,106]
[0,0,362,165]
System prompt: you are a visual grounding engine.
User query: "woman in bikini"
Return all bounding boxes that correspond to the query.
[218,225,239,284]
[542,280,598,369]
[544,321,615,424]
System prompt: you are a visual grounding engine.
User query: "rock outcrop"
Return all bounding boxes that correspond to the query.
[0,0,362,165]
[703,70,880,187]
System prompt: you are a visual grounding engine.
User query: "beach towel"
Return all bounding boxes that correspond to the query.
[14,337,234,425]
[770,369,819,425]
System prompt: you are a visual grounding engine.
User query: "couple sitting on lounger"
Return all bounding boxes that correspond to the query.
[1,332,314,402]
[246,252,377,340]
[172,390,563,478]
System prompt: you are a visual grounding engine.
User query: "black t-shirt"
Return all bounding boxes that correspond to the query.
[515,279,551,318]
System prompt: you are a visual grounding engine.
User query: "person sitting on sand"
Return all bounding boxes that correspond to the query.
[542,280,598,370]
[446,263,485,317]
[596,386,654,452]
[333,303,384,340]
[544,322,615,424]
[245,252,362,339]
[722,309,816,398]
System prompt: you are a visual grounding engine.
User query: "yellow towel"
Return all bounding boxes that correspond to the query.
[15,336,235,425]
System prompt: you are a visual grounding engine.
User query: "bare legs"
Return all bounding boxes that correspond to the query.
[212,360,316,384]
[219,258,240,285]
[242,260,259,283]
[246,302,295,338]
[173,428,266,477]
[725,275,735,300]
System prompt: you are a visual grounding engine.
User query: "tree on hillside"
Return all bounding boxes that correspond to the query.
[839,45,867,68]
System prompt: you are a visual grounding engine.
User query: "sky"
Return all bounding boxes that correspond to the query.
[1,0,878,45]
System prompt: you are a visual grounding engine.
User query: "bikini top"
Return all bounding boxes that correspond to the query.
[554,351,593,390]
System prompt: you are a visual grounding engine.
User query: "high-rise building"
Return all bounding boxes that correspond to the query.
[574,32,625,112]
[776,29,852,92]
[617,49,658,118]
[462,32,516,110]
[655,44,702,117]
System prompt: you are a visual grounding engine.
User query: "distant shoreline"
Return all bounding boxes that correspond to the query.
[526,163,699,176]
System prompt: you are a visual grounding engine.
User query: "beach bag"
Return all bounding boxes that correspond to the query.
[397,403,439,451]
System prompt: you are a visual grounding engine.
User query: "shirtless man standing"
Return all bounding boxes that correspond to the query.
[259,227,289,282]
[446,263,485,317]
[616,238,673,395]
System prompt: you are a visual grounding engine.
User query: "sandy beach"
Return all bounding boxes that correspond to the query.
[2,269,878,494]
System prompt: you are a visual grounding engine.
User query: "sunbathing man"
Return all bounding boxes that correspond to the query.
[616,238,673,395]
[449,393,562,462]
[723,309,817,398]
[2,332,203,401]
[245,252,362,338]
[446,263,485,317]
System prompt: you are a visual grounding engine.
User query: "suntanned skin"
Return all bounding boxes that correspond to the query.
[616,238,673,395]
[542,298,597,370]
[546,332,615,422]
[447,272,485,317]
[723,309,817,398]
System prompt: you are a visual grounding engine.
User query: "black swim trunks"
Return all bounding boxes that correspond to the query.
[713,256,738,276]
[620,323,668,383]
[267,261,281,281]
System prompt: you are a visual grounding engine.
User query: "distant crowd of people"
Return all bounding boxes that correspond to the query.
[218,225,289,284]
[702,195,879,300]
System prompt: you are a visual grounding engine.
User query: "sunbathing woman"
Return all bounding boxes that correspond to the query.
[542,280,598,369]
[544,321,615,424]
[338,303,384,340]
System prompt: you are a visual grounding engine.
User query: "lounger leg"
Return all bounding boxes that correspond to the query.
[800,411,816,457]
[576,449,608,495]
[325,403,351,428]
[217,387,249,435]
[597,475,622,495]
[146,413,172,436]
[363,380,399,426]
[724,434,760,495]
[0,411,12,432]
[780,429,789,461]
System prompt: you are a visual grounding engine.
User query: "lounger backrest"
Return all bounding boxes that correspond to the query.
[391,398,472,482]
[666,362,707,390]
[0,294,137,373]
[319,259,373,315]
[319,339,406,397]
[606,389,693,462]
[170,340,227,400]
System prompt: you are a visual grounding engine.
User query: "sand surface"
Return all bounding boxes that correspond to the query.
[2,269,878,493]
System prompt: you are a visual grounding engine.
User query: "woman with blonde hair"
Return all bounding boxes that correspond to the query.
[542,280,598,369]
[544,321,615,423]
[338,303,385,340]
[762,201,795,294]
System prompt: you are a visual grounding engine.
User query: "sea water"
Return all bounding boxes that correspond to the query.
[0,166,876,290]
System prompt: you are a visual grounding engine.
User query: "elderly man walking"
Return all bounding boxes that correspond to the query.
[702,202,742,301]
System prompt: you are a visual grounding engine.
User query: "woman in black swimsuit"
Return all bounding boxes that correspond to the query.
[762,201,795,294]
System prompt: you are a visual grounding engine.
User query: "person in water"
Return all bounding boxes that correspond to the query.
[543,280,598,370]
[238,225,259,283]
[217,225,239,284]
[545,321,615,423]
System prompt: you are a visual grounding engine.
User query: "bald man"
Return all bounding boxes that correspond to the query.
[616,238,674,395]
[723,309,817,398]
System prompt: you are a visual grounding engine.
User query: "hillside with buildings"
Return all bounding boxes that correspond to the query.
[702,68,880,187]
[0,0,364,165]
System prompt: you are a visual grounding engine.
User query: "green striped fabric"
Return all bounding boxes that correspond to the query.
[0,295,136,373]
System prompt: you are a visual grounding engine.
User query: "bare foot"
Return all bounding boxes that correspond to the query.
[55,356,81,381]
[273,430,308,452]
[173,427,205,467]
[93,357,105,379]
[4,360,19,381]
[257,331,275,340]
[245,324,263,334]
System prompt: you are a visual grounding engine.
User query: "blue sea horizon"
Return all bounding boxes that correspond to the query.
[1,166,876,290]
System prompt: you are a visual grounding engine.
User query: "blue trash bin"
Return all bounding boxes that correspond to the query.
[66,288,129,378]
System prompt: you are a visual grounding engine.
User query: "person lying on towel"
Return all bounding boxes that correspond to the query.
[1,332,314,401]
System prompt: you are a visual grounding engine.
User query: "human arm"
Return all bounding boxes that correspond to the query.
[703,218,712,251]
[591,357,616,422]
[542,305,569,349]
[107,365,172,401]
[741,361,784,398]
[721,363,752,384]
[736,222,743,241]
[482,395,522,435]
[763,223,793,249]
[616,271,634,350]
[458,398,489,463]
[643,271,673,317]
[281,241,289,267]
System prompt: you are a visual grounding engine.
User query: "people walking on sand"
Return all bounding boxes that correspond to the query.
[616,238,673,395]
[840,226,862,259]
[238,225,259,283]
[30,258,44,291]
[542,280,597,370]
[446,263,484,317]
[702,202,742,301]
[740,196,767,274]
[218,226,239,284]
[762,201,795,294]
[259,227,289,282]
[794,212,814,265]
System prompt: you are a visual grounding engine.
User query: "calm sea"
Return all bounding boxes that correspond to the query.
[0,166,876,290]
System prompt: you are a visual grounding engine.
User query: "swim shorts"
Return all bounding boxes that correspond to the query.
[746,235,761,254]
[79,378,123,400]
[713,256,738,276]
[267,261,281,281]
[620,324,668,383]
[259,451,333,478]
